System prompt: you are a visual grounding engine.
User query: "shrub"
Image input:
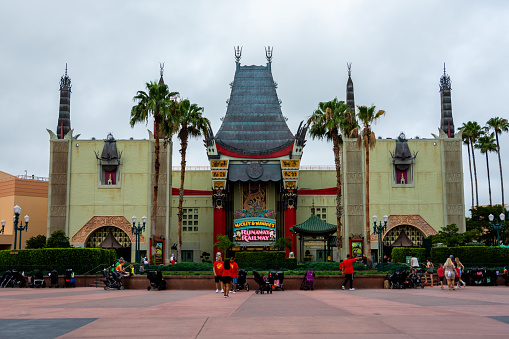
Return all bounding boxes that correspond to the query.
[0,248,116,274]
[431,246,509,266]
[25,235,47,249]
[391,248,426,265]
[46,230,70,248]
[235,251,297,270]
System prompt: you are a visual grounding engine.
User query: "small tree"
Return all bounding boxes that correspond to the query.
[25,235,46,249]
[46,230,70,248]
[273,237,293,251]
[213,235,234,257]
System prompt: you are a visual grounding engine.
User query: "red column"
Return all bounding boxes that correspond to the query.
[284,208,297,257]
[213,207,225,256]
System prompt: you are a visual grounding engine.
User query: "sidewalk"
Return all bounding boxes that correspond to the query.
[0,286,508,338]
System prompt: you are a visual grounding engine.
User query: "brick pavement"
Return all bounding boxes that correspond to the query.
[0,286,508,338]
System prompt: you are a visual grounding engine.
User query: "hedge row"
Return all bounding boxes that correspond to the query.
[0,248,116,274]
[235,251,297,270]
[391,246,509,267]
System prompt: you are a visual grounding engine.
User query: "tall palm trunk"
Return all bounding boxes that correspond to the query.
[152,113,160,255]
[494,133,505,208]
[466,141,474,209]
[332,130,342,257]
[178,128,188,263]
[470,139,479,207]
[364,130,371,266]
[485,152,492,206]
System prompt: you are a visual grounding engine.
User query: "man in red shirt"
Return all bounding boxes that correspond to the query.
[213,253,224,293]
[230,257,239,293]
[340,254,361,290]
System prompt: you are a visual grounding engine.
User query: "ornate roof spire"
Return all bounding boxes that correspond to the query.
[439,63,454,137]
[346,62,355,112]
[265,46,273,63]
[57,64,71,139]
[234,46,242,63]
[159,62,165,85]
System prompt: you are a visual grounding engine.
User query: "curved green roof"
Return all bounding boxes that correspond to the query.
[290,214,336,235]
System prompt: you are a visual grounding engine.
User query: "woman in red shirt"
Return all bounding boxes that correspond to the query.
[222,259,232,298]
[340,254,360,290]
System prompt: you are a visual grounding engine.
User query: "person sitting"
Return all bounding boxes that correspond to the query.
[115,259,130,277]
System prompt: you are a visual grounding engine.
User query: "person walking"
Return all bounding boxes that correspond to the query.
[410,253,419,273]
[425,257,434,287]
[213,252,224,293]
[455,257,466,288]
[437,264,445,289]
[340,254,360,290]
[444,257,456,290]
[222,259,232,298]
[230,257,238,293]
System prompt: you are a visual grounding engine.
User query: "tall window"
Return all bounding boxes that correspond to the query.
[182,208,199,231]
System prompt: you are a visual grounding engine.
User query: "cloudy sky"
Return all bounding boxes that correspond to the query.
[1,1,508,215]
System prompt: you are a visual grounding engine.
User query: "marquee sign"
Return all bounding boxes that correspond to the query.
[233,217,276,246]
[281,160,300,190]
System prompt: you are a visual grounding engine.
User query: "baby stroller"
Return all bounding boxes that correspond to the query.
[146,270,166,291]
[48,270,59,288]
[236,270,249,291]
[269,272,285,291]
[485,270,497,286]
[389,269,407,289]
[471,268,485,285]
[300,270,314,290]
[32,270,46,288]
[1,270,26,288]
[64,269,75,288]
[253,271,272,294]
[102,269,124,290]
[407,270,424,289]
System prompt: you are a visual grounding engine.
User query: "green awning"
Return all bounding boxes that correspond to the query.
[290,214,337,235]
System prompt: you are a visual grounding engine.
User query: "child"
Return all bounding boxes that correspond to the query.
[437,264,445,290]
[455,266,461,289]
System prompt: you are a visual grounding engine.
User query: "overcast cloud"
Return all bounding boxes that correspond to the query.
[1,1,508,215]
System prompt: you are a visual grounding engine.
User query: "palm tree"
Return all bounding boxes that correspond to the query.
[307,99,353,258]
[461,125,474,210]
[164,99,210,263]
[486,117,509,209]
[130,81,178,249]
[475,130,497,205]
[462,121,483,207]
[354,105,385,267]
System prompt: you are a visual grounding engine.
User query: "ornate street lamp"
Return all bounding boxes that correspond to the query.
[131,216,147,263]
[0,219,5,234]
[13,205,29,250]
[488,213,505,246]
[373,215,388,270]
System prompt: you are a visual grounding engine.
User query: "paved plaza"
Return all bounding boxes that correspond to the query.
[0,286,509,338]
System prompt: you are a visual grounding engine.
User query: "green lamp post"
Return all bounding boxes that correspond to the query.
[489,212,505,246]
[373,215,388,270]
[13,205,29,250]
[131,215,146,264]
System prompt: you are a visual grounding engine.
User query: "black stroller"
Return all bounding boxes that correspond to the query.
[102,269,124,290]
[64,269,75,288]
[32,270,46,288]
[48,270,59,288]
[269,272,285,291]
[236,270,249,291]
[470,268,486,285]
[146,270,166,291]
[253,271,272,294]
[300,270,314,290]
[1,270,26,288]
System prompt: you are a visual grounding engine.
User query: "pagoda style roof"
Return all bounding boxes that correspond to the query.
[290,214,337,235]
[391,230,415,247]
[214,62,294,157]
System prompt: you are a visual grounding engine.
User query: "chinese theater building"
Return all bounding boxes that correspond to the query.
[204,48,306,255]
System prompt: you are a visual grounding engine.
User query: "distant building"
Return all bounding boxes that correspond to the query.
[0,171,48,250]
